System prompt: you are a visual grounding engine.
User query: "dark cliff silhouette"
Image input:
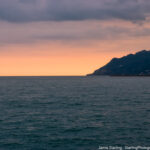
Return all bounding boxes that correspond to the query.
[88,50,150,76]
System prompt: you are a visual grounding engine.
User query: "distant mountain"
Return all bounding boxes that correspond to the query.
[88,50,150,76]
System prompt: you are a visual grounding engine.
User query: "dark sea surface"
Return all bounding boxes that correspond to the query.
[0,76,149,150]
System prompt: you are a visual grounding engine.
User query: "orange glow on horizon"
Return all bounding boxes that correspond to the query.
[1,30,150,76]
[0,42,129,76]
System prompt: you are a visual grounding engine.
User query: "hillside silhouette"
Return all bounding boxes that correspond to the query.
[89,50,150,76]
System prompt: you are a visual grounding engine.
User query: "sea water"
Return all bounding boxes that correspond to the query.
[0,76,149,150]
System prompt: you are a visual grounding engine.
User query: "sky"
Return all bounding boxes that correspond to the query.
[0,0,150,76]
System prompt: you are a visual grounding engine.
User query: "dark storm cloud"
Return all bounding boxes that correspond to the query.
[0,0,150,22]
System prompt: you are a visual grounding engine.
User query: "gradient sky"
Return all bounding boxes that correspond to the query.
[0,0,150,76]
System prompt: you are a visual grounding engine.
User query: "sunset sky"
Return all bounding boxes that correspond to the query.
[1,0,150,76]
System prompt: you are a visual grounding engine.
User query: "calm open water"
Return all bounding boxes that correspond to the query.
[0,76,149,150]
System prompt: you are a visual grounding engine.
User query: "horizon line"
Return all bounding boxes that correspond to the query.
[0,75,86,77]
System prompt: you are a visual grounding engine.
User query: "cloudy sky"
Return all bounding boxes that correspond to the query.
[0,0,150,75]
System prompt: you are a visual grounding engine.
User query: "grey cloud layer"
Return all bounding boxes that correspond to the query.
[0,0,150,22]
[0,21,150,46]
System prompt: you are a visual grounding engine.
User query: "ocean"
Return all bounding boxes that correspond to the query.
[0,76,149,150]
